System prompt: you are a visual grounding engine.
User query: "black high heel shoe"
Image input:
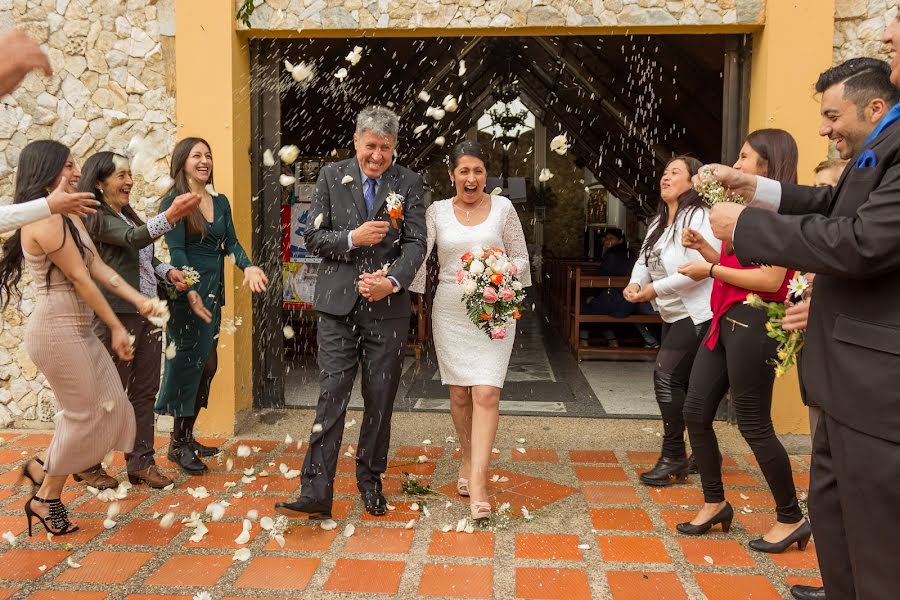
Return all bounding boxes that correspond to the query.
[17,457,45,487]
[639,456,689,487]
[25,495,79,537]
[749,519,812,553]
[676,502,733,535]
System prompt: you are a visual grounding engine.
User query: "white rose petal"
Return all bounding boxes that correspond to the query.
[458,61,466,76]
[107,503,121,519]
[320,519,338,531]
[284,59,294,72]
[232,548,252,562]
[434,136,446,147]
[704,555,714,565]
[236,445,251,458]
[311,423,323,433]
[259,516,274,530]
[193,593,213,600]
[341,175,354,185]
[538,168,554,183]
[160,512,176,529]
[291,61,314,83]
[456,518,467,532]
[278,145,300,164]
[284,469,301,480]
[2,531,15,546]
[345,46,363,66]
[577,543,591,550]
[385,504,396,511]
[283,325,295,339]
[103,518,117,529]
[205,183,218,197]
[491,448,500,454]
[516,438,526,444]
[279,174,296,187]
[274,534,286,547]
[279,463,289,474]
[66,557,81,569]
[422,439,432,445]
[246,510,259,521]
[489,187,502,195]
[498,476,509,483]
[262,149,275,167]
[234,519,252,544]
[37,564,46,572]
[342,523,355,537]
[417,455,428,463]
[410,503,419,512]
[335,67,349,80]
[441,524,452,533]
[345,419,357,429]
[490,474,500,482]
[164,342,177,359]
[516,447,526,454]
[284,434,293,445]
[404,519,416,529]
[313,213,324,229]
[418,90,431,102]
[413,124,428,134]
[206,502,226,522]
[550,133,570,155]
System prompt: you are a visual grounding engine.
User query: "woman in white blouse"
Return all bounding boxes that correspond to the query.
[624,155,718,487]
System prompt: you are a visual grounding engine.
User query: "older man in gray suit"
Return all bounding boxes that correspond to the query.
[277,106,426,518]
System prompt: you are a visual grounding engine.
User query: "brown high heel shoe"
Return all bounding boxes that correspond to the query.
[18,457,45,487]
[25,495,79,536]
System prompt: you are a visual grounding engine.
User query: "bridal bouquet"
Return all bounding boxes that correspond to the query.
[744,273,810,377]
[694,165,744,206]
[458,245,525,340]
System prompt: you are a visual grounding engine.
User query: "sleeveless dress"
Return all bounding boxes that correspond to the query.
[23,226,135,476]
[410,196,531,388]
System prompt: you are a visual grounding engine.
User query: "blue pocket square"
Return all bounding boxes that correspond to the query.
[856,149,878,168]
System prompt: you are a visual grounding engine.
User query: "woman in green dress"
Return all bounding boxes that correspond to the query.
[156,137,269,474]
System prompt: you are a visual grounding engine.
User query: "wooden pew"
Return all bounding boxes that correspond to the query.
[568,267,663,361]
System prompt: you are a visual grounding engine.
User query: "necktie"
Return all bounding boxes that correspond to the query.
[365,178,377,216]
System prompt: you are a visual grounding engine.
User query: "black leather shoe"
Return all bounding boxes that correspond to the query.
[275,497,331,519]
[174,445,208,475]
[749,519,812,553]
[790,585,825,600]
[640,456,689,487]
[189,437,220,457]
[676,502,734,535]
[361,490,386,516]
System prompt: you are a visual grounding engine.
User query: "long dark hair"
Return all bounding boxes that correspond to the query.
[79,151,145,239]
[0,140,91,308]
[448,141,491,171]
[745,129,799,184]
[642,155,705,262]
[169,137,213,237]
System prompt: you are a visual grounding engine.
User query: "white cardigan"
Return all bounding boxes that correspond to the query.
[629,207,718,325]
[0,198,49,234]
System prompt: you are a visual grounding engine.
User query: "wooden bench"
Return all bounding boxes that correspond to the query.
[568,268,663,361]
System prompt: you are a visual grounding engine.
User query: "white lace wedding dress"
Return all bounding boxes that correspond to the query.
[410,195,531,388]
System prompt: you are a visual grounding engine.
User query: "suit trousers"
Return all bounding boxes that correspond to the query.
[811,413,900,599]
[300,304,408,506]
[93,313,161,472]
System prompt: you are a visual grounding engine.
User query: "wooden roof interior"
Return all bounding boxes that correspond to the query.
[274,34,735,218]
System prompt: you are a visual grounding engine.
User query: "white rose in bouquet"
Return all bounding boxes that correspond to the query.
[469,260,485,275]
[494,257,510,273]
[512,281,523,291]
[463,280,477,296]
[471,245,484,257]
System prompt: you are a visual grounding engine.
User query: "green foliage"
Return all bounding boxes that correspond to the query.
[401,473,436,496]
[236,0,255,27]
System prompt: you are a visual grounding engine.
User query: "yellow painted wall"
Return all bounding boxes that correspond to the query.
[748,0,835,434]
[175,0,253,437]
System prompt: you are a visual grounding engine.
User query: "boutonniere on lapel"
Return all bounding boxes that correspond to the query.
[386,191,404,229]
[856,149,878,168]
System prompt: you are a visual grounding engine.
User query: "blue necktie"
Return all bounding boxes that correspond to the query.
[364,178,377,216]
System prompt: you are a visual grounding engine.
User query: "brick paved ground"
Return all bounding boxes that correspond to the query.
[0,427,820,599]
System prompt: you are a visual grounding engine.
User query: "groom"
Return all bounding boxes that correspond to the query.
[276,106,426,518]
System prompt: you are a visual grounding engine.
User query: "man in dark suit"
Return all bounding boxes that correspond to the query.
[705,57,900,600]
[276,106,426,518]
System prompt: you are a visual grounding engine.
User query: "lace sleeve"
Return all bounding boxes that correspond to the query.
[408,202,436,294]
[502,201,531,287]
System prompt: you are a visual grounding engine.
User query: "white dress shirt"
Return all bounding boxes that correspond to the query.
[0,198,50,234]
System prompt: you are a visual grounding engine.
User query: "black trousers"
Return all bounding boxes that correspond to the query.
[684,303,802,523]
[300,306,408,506]
[810,413,900,598]
[654,316,710,459]
[94,314,161,472]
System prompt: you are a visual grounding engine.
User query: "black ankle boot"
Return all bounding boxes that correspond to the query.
[189,436,221,458]
[168,416,207,475]
[640,456,689,487]
[175,443,208,475]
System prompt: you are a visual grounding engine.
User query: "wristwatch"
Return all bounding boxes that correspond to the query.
[388,277,401,294]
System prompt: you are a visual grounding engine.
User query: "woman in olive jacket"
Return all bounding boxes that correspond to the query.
[77,151,208,489]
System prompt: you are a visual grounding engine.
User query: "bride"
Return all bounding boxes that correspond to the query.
[410,141,531,522]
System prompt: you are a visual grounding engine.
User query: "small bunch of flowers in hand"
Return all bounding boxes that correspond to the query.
[694,165,744,207]
[182,266,201,287]
[143,297,171,330]
[458,245,526,340]
[744,273,810,377]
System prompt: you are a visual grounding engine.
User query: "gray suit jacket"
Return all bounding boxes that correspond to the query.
[304,158,427,319]
[734,122,900,442]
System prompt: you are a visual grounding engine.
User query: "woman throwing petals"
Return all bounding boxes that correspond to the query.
[155,137,268,475]
[410,141,530,523]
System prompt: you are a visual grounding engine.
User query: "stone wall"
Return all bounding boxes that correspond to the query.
[0,0,176,427]
[833,0,895,64]
[242,0,766,30]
